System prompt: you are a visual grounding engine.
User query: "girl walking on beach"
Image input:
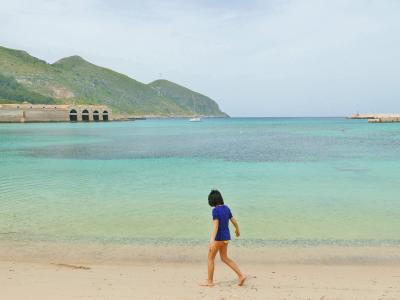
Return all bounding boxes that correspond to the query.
[201,190,246,287]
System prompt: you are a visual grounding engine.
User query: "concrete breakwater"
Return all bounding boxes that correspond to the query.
[349,113,400,123]
[368,116,400,123]
[0,104,112,123]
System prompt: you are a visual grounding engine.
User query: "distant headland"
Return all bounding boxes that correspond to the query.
[0,45,228,119]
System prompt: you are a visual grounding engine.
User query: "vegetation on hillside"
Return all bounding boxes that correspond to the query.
[0,45,227,116]
[149,79,222,116]
[0,73,54,104]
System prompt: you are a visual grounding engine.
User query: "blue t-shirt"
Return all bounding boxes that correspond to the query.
[212,205,233,241]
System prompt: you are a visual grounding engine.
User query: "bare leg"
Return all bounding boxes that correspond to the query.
[219,243,246,286]
[200,242,220,286]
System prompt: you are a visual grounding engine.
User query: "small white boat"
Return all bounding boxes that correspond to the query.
[189,117,201,122]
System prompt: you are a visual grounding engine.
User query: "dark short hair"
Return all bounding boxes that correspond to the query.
[208,190,224,207]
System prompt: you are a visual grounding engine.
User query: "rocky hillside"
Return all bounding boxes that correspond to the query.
[0,73,54,104]
[0,45,227,117]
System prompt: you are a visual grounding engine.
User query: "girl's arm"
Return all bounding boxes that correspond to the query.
[230,217,240,237]
[210,219,219,243]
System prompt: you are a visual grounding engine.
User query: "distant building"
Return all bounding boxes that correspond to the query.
[0,104,112,123]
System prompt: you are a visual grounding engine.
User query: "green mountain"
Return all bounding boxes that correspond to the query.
[0,45,227,117]
[149,80,223,116]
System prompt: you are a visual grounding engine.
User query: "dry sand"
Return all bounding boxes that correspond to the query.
[2,260,400,300]
[2,242,400,299]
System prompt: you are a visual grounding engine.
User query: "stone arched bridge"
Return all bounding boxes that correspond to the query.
[0,104,112,123]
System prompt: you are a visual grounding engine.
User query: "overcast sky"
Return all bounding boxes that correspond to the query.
[1,0,399,116]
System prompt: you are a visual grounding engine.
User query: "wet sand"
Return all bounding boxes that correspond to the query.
[2,241,400,265]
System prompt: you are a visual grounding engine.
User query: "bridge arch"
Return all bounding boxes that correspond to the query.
[102,110,109,121]
[93,110,99,121]
[69,109,77,121]
[82,109,89,121]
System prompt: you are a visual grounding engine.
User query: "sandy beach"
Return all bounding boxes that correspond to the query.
[2,260,400,300]
[2,242,400,299]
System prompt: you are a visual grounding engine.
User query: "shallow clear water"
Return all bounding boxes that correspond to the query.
[1,118,400,246]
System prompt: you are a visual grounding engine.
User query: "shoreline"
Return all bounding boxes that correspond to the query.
[2,240,400,265]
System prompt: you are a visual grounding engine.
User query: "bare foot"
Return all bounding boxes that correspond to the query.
[238,275,247,286]
[199,281,215,287]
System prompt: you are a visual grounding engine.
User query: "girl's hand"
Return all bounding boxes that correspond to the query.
[235,229,240,237]
[208,241,216,251]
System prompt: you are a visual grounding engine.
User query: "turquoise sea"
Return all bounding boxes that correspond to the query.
[1,118,400,246]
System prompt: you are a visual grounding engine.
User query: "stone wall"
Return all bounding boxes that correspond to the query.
[0,104,112,123]
[0,109,24,122]
[25,109,70,122]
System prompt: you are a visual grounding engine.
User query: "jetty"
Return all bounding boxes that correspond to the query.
[349,113,400,123]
